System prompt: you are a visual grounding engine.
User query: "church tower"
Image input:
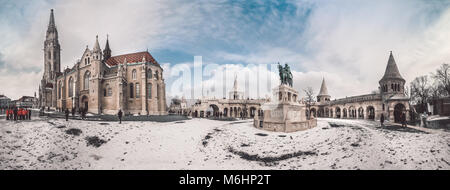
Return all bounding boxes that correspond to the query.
[89,35,103,114]
[44,9,61,80]
[379,51,406,98]
[40,9,60,109]
[317,78,330,103]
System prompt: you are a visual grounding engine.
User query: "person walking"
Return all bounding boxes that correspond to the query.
[71,107,75,117]
[380,113,385,127]
[65,108,69,121]
[28,109,32,120]
[5,108,9,120]
[401,112,407,127]
[118,109,123,124]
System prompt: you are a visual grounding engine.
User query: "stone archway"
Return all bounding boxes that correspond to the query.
[394,103,406,123]
[358,107,364,119]
[343,108,347,118]
[310,108,317,118]
[367,106,375,120]
[335,107,341,118]
[208,104,220,117]
[223,108,228,117]
[250,107,257,118]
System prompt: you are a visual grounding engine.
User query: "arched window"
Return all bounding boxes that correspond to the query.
[391,83,394,91]
[147,69,152,79]
[136,83,140,98]
[157,84,160,98]
[58,81,62,99]
[68,77,74,97]
[130,83,134,98]
[88,57,90,64]
[155,71,159,80]
[108,87,112,97]
[84,71,90,90]
[147,83,152,99]
[132,69,137,80]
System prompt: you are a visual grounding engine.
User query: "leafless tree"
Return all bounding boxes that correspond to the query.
[431,63,450,97]
[410,75,431,113]
[303,87,315,119]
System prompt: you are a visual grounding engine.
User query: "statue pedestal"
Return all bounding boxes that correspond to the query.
[253,85,317,132]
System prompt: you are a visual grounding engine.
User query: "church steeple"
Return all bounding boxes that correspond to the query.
[46,9,58,40]
[380,51,404,81]
[103,35,111,61]
[92,35,102,61]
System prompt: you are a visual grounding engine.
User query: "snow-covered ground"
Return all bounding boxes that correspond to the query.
[0,117,449,170]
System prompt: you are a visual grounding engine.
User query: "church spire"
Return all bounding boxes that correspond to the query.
[233,74,238,91]
[103,35,111,61]
[46,9,58,40]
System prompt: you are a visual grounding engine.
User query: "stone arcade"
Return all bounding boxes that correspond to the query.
[310,52,410,123]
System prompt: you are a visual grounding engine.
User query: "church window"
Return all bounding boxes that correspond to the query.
[103,88,107,97]
[88,57,90,64]
[382,104,385,111]
[147,83,152,99]
[85,58,87,65]
[155,71,159,80]
[147,69,152,79]
[132,69,137,80]
[84,71,90,90]
[68,77,74,97]
[136,83,140,98]
[157,84,160,98]
[391,84,394,90]
[108,88,112,97]
[130,83,134,98]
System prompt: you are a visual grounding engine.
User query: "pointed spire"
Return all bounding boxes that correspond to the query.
[233,74,238,91]
[46,9,58,40]
[381,51,404,81]
[48,9,56,30]
[93,35,101,52]
[318,78,329,96]
[103,34,111,61]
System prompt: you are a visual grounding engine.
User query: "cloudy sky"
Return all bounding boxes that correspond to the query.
[1,0,450,101]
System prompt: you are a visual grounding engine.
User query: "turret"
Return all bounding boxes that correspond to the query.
[43,9,61,80]
[379,51,405,97]
[317,78,330,103]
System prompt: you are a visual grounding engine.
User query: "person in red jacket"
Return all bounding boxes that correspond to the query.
[6,109,9,120]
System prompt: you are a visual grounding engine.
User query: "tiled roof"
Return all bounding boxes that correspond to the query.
[105,51,158,66]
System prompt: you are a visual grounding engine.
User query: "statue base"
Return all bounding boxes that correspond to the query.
[253,85,317,132]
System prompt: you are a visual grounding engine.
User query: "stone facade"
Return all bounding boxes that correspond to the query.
[38,10,166,115]
[190,76,268,118]
[311,52,410,123]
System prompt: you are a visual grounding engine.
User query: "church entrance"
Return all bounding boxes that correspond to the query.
[394,103,406,123]
[81,96,88,111]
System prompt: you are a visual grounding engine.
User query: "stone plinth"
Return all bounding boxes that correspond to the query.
[253,85,317,132]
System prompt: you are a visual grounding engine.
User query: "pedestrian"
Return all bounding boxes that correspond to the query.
[380,113,384,127]
[118,109,123,124]
[71,107,75,117]
[5,109,9,120]
[13,107,17,121]
[28,109,32,120]
[65,108,69,121]
[401,112,407,127]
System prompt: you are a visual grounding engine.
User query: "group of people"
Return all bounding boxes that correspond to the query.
[62,107,88,121]
[5,107,32,121]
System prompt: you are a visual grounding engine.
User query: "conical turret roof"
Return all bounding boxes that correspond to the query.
[381,51,404,81]
[317,78,329,96]
[93,35,101,52]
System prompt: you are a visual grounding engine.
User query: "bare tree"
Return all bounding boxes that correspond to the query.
[410,75,431,113]
[303,87,315,119]
[432,63,450,97]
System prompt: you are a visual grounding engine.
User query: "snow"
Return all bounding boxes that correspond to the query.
[0,117,449,170]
